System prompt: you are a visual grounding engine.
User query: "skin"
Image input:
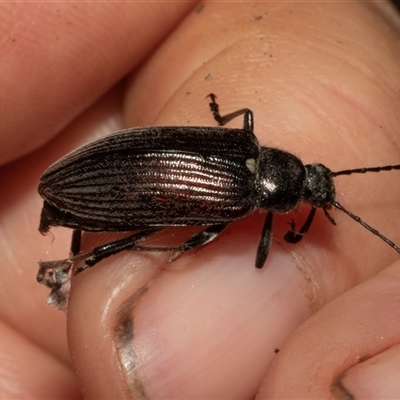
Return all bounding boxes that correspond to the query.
[1,1,400,399]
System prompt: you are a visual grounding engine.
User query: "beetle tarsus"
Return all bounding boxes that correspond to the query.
[207,93,254,131]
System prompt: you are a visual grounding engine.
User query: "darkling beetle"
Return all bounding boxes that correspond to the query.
[37,93,400,307]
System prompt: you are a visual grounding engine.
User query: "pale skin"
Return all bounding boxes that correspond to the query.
[1,2,400,399]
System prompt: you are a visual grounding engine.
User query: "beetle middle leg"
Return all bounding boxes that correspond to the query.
[207,93,254,132]
[255,212,274,269]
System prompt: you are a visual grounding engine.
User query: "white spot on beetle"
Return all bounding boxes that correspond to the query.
[246,158,256,174]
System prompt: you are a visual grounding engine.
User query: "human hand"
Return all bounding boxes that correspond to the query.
[1,2,400,399]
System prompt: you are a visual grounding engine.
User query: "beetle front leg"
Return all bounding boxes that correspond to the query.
[284,207,317,244]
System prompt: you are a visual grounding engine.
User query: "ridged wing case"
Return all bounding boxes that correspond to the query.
[39,126,260,231]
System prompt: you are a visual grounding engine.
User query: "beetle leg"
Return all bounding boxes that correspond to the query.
[76,225,228,274]
[206,93,254,132]
[323,207,336,225]
[70,229,82,255]
[75,228,162,274]
[179,223,228,251]
[284,207,317,244]
[133,224,228,253]
[255,212,274,268]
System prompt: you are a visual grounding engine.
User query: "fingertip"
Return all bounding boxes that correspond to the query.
[67,252,170,399]
[258,259,400,399]
[106,223,310,398]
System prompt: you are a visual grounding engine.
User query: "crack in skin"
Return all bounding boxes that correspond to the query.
[330,370,356,400]
[113,285,150,399]
[331,354,374,400]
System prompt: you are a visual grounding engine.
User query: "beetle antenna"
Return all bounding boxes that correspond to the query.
[331,164,400,177]
[331,200,400,254]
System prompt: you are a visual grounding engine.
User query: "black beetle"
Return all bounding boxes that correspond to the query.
[37,94,400,307]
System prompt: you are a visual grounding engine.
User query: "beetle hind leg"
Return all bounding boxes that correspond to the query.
[133,224,228,256]
[75,224,228,274]
[179,223,227,251]
[75,227,162,274]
